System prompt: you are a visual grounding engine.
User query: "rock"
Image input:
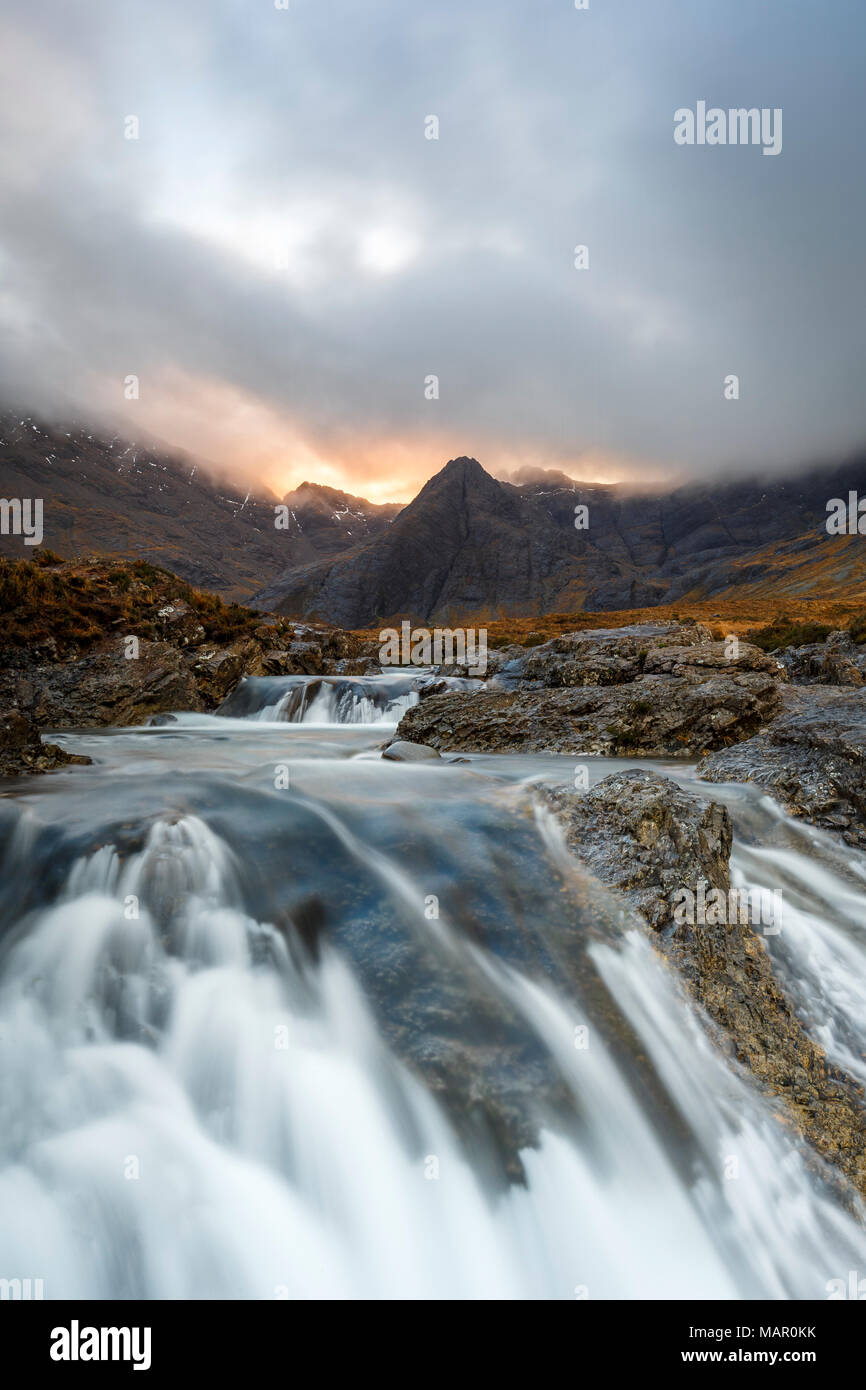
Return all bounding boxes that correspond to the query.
[496,623,716,690]
[190,644,253,705]
[8,640,202,729]
[151,600,206,647]
[541,770,731,929]
[395,670,782,757]
[542,769,866,1200]
[0,708,91,777]
[641,640,780,678]
[381,740,442,762]
[400,623,785,756]
[779,630,866,687]
[698,687,866,847]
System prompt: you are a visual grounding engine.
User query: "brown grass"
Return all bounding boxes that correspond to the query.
[351,596,863,649]
[0,554,269,655]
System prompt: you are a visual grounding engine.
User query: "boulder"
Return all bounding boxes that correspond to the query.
[0,708,91,777]
[381,740,442,762]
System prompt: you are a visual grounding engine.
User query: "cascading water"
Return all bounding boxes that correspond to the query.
[216,670,476,725]
[1,674,864,1299]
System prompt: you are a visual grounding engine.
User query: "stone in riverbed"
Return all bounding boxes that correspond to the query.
[541,769,731,930]
[0,708,91,777]
[381,739,442,762]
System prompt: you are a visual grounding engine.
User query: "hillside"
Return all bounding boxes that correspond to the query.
[0,416,396,600]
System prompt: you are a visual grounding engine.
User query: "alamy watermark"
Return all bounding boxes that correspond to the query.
[379,620,487,676]
[673,880,782,936]
[0,497,43,545]
[674,103,782,157]
[0,1276,44,1299]
[826,492,866,535]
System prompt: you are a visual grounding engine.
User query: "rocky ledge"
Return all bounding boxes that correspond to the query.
[698,687,866,847]
[0,554,380,776]
[542,769,866,1200]
[397,623,783,756]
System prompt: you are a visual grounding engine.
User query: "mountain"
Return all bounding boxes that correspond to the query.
[253,455,866,625]
[4,414,866,623]
[0,416,393,601]
[276,482,402,565]
[253,457,589,626]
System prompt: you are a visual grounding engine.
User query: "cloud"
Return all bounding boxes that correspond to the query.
[0,0,864,499]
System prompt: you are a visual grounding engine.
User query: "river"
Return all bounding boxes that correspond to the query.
[0,671,864,1299]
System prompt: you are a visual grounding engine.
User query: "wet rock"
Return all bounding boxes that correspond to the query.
[397,623,784,756]
[542,769,866,1200]
[698,687,866,847]
[395,670,782,757]
[541,770,731,930]
[9,640,203,729]
[381,740,442,762]
[0,708,91,777]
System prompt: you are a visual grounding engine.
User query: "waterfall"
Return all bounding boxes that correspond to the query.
[2,675,865,1299]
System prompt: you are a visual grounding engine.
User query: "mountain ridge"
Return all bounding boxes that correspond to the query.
[254,454,866,625]
[3,414,866,622]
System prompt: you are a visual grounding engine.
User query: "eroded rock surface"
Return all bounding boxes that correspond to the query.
[698,687,866,847]
[396,624,784,756]
[542,769,866,1199]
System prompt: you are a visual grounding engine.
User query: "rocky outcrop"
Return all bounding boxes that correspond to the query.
[542,770,732,929]
[495,623,778,688]
[0,556,382,748]
[542,770,866,1199]
[396,675,781,757]
[5,640,202,730]
[698,687,866,847]
[1,630,381,737]
[0,708,91,777]
[779,630,866,687]
[396,625,783,756]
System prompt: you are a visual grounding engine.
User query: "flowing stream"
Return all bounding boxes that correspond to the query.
[1,672,864,1299]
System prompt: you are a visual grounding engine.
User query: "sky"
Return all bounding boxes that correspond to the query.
[0,0,863,502]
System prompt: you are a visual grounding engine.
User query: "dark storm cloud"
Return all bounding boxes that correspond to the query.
[0,0,864,490]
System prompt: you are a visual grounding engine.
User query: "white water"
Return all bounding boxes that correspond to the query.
[1,678,865,1299]
[219,670,474,726]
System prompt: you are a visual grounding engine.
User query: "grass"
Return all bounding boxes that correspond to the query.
[745,616,834,652]
[0,554,270,655]
[351,597,865,651]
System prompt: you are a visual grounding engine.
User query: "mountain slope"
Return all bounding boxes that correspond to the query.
[254,456,866,625]
[277,482,402,564]
[0,416,394,600]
